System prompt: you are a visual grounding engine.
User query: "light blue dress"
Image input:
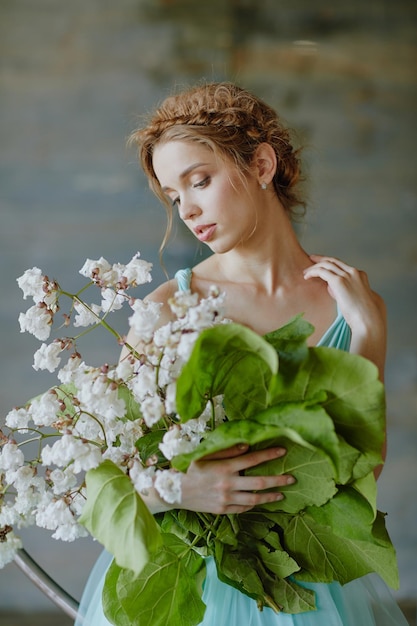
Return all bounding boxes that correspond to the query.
[75,269,407,626]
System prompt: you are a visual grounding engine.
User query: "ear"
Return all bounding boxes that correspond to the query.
[252,143,277,185]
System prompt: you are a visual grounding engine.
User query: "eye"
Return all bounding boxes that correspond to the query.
[192,176,210,189]
[170,196,180,208]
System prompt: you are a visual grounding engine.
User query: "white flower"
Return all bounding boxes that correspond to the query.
[35,497,88,542]
[111,419,143,454]
[159,425,200,460]
[164,382,177,414]
[36,497,72,530]
[188,303,218,330]
[128,299,162,342]
[33,342,63,372]
[73,301,101,327]
[141,395,165,428]
[128,363,157,402]
[0,502,22,527]
[3,467,46,524]
[0,531,23,568]
[16,267,45,302]
[168,290,199,318]
[122,253,152,287]
[72,413,102,440]
[154,470,182,504]
[5,407,32,433]
[177,331,199,362]
[129,461,155,495]
[18,304,52,341]
[102,446,126,467]
[153,323,179,354]
[77,374,126,421]
[157,352,182,387]
[15,488,45,520]
[49,468,77,495]
[6,465,38,493]
[57,355,83,384]
[30,391,62,427]
[52,521,88,542]
[100,288,125,313]
[0,442,24,471]
[113,359,134,381]
[79,256,112,282]
[41,434,102,474]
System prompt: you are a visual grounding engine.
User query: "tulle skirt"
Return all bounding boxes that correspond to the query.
[75,552,408,626]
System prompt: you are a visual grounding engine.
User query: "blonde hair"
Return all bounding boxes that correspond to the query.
[129,82,306,253]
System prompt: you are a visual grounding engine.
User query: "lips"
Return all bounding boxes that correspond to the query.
[194,224,216,242]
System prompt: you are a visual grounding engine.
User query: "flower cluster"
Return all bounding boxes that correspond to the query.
[0,254,226,568]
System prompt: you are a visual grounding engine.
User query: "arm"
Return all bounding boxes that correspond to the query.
[303,255,387,381]
[303,255,387,475]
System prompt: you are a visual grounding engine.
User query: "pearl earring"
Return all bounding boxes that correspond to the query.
[261,182,267,190]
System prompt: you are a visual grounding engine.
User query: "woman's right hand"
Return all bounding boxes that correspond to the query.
[179,444,294,514]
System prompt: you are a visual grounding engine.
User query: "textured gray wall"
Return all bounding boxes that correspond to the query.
[1,0,416,614]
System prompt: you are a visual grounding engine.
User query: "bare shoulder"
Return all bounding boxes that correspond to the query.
[145,278,178,306]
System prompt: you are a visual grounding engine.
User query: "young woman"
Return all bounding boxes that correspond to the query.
[75,82,407,625]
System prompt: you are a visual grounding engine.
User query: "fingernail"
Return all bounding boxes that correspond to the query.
[237,443,249,451]
[286,476,296,485]
[276,448,286,457]
[276,493,284,501]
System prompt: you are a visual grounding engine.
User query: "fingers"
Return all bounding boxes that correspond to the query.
[229,446,287,473]
[220,490,286,514]
[201,444,287,469]
[303,255,371,306]
[201,443,250,461]
[181,445,295,514]
[236,473,296,491]
[305,255,357,278]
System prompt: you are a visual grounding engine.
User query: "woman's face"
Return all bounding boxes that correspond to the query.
[152,140,262,254]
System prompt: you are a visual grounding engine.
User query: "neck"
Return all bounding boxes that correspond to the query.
[214,211,310,295]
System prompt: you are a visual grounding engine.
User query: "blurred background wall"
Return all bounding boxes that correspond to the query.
[0,0,416,623]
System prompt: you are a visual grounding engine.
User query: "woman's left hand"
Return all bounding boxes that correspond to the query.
[303,254,387,379]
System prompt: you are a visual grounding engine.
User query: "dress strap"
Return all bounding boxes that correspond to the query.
[316,307,351,351]
[175,268,192,291]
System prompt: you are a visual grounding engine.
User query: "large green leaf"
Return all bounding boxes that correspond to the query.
[172,420,337,514]
[109,534,206,626]
[216,545,315,614]
[254,401,341,475]
[235,514,299,580]
[263,314,313,379]
[270,347,385,478]
[278,487,399,589]
[102,561,131,626]
[176,324,278,422]
[160,509,211,554]
[79,460,162,574]
[351,472,378,519]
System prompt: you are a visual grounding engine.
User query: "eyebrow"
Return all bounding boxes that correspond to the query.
[161,162,209,192]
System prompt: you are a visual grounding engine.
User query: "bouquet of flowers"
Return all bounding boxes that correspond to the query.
[0,253,398,625]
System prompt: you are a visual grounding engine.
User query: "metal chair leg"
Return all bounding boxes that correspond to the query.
[14,548,81,621]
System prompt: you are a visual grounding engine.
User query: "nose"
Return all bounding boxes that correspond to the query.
[178,195,200,221]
